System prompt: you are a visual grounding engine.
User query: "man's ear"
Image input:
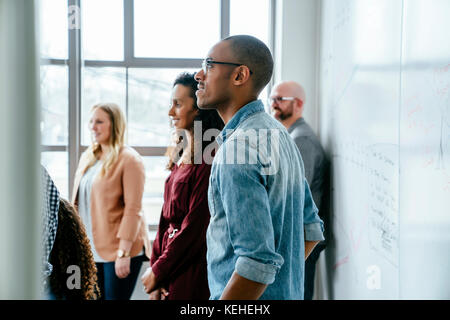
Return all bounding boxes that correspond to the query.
[233,66,251,86]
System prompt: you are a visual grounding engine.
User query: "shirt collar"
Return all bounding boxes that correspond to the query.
[287,117,305,134]
[216,100,265,146]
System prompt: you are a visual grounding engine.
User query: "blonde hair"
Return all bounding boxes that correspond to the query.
[79,103,126,177]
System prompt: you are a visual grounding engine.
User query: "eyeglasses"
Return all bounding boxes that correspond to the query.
[268,96,296,105]
[201,58,253,75]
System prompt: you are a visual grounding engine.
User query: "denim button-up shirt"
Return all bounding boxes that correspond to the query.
[206,100,325,300]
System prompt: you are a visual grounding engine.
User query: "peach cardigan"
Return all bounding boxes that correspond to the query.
[71,146,150,261]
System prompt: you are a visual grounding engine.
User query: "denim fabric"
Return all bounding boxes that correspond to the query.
[206,100,324,300]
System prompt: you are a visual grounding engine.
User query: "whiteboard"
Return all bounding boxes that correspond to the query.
[319,0,450,299]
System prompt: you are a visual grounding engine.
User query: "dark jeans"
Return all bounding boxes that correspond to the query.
[304,244,325,300]
[96,255,144,300]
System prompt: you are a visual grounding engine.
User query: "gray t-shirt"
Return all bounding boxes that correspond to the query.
[78,160,107,263]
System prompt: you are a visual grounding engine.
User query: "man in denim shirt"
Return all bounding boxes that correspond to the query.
[195,35,324,300]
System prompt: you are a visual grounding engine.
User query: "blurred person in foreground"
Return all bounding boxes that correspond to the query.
[48,198,100,300]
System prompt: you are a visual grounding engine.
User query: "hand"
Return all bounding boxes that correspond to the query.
[160,287,169,300]
[148,288,170,300]
[141,267,157,294]
[148,288,161,300]
[115,257,131,279]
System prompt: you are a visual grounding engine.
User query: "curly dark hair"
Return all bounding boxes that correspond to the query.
[49,198,100,300]
[167,72,225,170]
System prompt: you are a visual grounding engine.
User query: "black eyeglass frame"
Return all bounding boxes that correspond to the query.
[202,58,253,75]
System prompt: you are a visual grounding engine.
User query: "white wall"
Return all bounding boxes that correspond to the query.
[0,0,41,299]
[273,0,321,132]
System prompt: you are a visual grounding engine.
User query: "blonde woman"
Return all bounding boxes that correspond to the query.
[71,103,150,300]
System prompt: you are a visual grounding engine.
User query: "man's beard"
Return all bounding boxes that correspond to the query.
[273,102,294,121]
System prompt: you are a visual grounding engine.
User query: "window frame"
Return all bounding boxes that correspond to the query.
[41,0,276,227]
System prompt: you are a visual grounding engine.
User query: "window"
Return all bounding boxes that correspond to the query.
[230,0,272,109]
[40,0,68,59]
[142,156,169,225]
[134,0,220,58]
[40,65,69,146]
[82,0,124,60]
[230,0,270,46]
[39,0,69,197]
[40,0,274,226]
[127,68,197,146]
[81,67,127,145]
[41,152,69,199]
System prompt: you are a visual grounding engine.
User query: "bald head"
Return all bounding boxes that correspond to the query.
[272,81,306,105]
[270,81,306,128]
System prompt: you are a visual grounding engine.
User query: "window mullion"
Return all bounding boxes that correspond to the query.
[221,0,230,39]
[267,0,276,104]
[79,145,166,157]
[84,58,202,68]
[124,0,134,63]
[126,67,129,131]
[68,0,82,199]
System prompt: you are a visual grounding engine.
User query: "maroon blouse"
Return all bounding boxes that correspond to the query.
[150,162,211,300]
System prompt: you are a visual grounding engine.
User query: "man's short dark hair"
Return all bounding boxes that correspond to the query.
[223,34,274,95]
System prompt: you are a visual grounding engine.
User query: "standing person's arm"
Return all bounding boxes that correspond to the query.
[294,137,326,259]
[115,239,133,279]
[221,272,268,300]
[303,179,325,260]
[294,136,325,210]
[217,144,284,300]
[305,240,320,260]
[143,213,168,297]
[115,153,146,279]
[294,137,316,186]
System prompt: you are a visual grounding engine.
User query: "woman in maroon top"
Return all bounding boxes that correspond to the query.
[141,72,224,300]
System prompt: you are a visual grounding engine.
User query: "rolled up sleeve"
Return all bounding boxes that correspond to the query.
[304,223,325,241]
[235,256,279,285]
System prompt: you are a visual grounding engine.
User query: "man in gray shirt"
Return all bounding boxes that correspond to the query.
[270,81,328,300]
